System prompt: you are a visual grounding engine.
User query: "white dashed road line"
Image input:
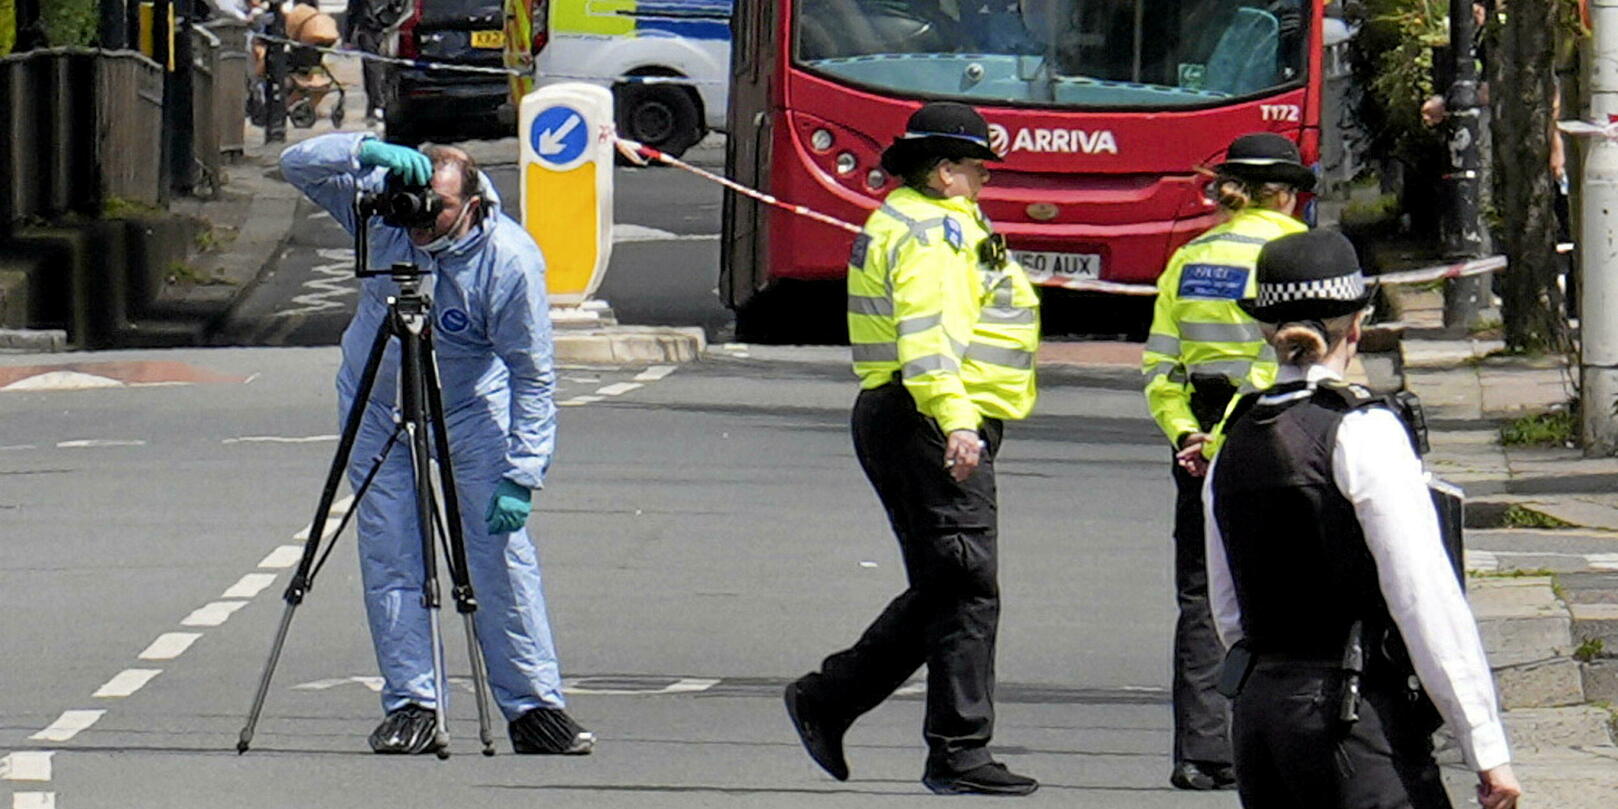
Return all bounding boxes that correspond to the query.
[595,382,643,397]
[633,365,676,382]
[558,395,604,407]
[55,439,146,449]
[221,573,279,600]
[258,545,304,569]
[13,793,56,809]
[138,633,202,661]
[223,435,340,444]
[92,669,162,699]
[0,751,53,780]
[30,711,104,742]
[180,601,249,627]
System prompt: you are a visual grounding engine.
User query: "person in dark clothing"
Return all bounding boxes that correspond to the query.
[344,0,402,122]
[1200,229,1521,809]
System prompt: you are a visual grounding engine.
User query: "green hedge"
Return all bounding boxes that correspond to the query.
[43,0,98,47]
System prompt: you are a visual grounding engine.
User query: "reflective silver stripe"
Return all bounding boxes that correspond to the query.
[1143,334,1181,356]
[880,203,920,229]
[949,335,969,357]
[1257,344,1278,363]
[1186,359,1253,378]
[851,342,899,363]
[902,354,960,377]
[849,295,893,317]
[965,343,1035,369]
[1189,231,1269,247]
[981,306,1036,325]
[1180,321,1264,343]
[1144,361,1179,380]
[897,312,943,336]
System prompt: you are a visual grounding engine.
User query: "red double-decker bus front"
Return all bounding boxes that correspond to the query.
[723,0,1322,334]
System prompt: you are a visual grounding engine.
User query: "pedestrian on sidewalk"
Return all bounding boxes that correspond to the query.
[1140,131,1309,791]
[1202,229,1520,809]
[784,102,1042,796]
[279,132,593,756]
[345,0,405,123]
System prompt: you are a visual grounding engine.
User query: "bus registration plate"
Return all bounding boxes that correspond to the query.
[470,30,506,49]
[1011,250,1101,284]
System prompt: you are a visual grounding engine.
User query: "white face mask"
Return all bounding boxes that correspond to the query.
[417,201,473,254]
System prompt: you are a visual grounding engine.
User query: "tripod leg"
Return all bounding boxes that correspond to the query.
[238,318,393,754]
[399,317,452,759]
[421,332,497,756]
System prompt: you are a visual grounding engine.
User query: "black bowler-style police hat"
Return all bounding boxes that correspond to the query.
[1214,132,1317,192]
[879,102,1002,176]
[1238,230,1376,324]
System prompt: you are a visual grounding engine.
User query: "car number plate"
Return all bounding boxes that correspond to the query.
[1011,250,1102,284]
[470,30,505,49]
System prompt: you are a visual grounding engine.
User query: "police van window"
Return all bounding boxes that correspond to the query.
[793,0,1308,108]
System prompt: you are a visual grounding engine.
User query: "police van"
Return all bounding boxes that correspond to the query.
[504,0,732,158]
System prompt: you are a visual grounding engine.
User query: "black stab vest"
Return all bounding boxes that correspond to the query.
[1212,380,1395,660]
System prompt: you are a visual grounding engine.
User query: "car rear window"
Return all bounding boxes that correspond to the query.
[419,0,503,27]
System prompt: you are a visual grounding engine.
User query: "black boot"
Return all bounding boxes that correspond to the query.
[1170,760,1236,790]
[368,704,440,754]
[923,761,1039,796]
[509,707,595,754]
[783,678,849,781]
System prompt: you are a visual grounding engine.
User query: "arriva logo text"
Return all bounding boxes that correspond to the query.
[988,124,1119,156]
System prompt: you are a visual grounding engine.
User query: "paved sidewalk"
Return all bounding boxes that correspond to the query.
[1395,289,1618,805]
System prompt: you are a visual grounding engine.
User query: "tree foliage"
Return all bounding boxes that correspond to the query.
[1352,0,1451,167]
[41,0,98,47]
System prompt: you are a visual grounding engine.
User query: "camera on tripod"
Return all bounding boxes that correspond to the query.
[357,174,442,230]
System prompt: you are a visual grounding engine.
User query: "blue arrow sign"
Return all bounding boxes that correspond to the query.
[531,105,589,167]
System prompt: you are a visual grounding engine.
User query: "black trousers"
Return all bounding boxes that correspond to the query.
[352,27,387,116]
[1232,665,1452,809]
[1172,459,1231,765]
[798,382,1004,774]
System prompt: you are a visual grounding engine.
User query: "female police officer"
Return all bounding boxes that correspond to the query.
[784,101,1041,796]
[1141,132,1309,790]
[1201,229,1520,808]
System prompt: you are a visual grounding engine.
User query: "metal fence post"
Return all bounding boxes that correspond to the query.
[169,0,196,194]
[1441,0,1490,331]
[264,7,287,143]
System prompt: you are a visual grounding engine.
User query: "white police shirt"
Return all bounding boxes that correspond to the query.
[1203,363,1511,772]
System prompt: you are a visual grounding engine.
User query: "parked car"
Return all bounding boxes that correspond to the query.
[504,0,732,158]
[384,0,512,145]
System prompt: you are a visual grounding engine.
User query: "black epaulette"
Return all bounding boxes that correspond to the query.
[1315,381,1430,457]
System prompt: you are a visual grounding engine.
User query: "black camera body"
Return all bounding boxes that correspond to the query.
[357,174,442,230]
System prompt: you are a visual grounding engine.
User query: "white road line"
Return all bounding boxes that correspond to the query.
[633,365,676,382]
[558,395,604,407]
[0,751,53,781]
[56,439,146,448]
[221,573,279,600]
[1589,553,1618,571]
[138,632,203,660]
[13,793,55,809]
[274,248,357,317]
[30,710,105,742]
[1464,550,1500,572]
[595,382,643,397]
[613,224,721,243]
[564,677,720,696]
[259,545,304,569]
[243,373,262,385]
[223,435,339,444]
[181,601,248,627]
[0,445,37,451]
[93,669,163,698]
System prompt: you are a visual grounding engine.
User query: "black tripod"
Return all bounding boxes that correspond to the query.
[236,259,496,759]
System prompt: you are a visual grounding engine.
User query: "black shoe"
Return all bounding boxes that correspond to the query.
[368,704,440,754]
[1170,760,1236,790]
[783,678,849,781]
[923,761,1039,796]
[509,707,595,754]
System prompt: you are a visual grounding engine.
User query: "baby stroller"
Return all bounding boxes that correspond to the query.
[248,1,347,128]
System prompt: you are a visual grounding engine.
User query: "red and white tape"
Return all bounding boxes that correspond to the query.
[614,137,1508,295]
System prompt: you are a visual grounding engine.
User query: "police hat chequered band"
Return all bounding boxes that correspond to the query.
[900,130,991,147]
[1255,273,1368,306]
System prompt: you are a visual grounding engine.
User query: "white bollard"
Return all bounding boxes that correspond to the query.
[518,83,615,305]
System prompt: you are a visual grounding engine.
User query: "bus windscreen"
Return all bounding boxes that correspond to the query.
[794,0,1308,108]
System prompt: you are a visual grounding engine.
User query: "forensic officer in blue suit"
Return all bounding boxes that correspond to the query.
[280,132,593,755]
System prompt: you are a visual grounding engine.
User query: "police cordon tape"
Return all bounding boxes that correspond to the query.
[614,137,1511,297]
[247,32,723,85]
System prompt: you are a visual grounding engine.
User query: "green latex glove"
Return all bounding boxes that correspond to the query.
[485,478,532,534]
[358,139,432,186]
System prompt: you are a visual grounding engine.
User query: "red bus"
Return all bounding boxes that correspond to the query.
[722,0,1323,338]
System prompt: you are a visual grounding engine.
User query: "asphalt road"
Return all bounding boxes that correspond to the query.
[0,344,1260,808]
[220,137,730,347]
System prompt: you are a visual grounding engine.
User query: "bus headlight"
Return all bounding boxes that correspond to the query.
[811,129,834,152]
[835,152,858,175]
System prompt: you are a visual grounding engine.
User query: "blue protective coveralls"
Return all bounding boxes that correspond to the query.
[280,132,565,719]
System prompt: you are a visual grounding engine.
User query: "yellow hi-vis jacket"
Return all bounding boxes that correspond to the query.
[1142,206,1306,446]
[848,186,1041,433]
